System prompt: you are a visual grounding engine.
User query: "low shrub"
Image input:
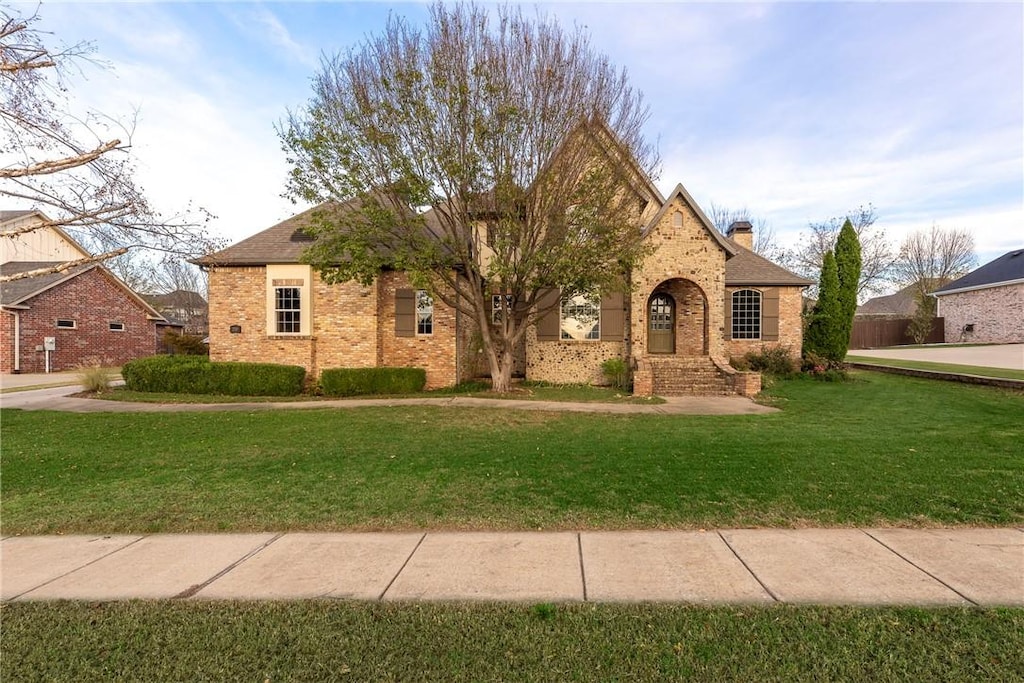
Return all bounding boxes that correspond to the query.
[600,357,631,391]
[122,355,209,393]
[162,330,208,356]
[320,367,427,397]
[122,356,305,396]
[800,351,850,381]
[742,346,799,377]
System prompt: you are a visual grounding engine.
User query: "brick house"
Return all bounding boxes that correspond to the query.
[201,161,810,395]
[0,210,169,373]
[933,249,1024,344]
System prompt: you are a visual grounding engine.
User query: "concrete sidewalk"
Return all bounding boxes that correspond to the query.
[0,384,776,415]
[3,529,1021,605]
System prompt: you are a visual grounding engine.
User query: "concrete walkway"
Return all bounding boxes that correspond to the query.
[851,343,1024,370]
[2,529,1021,605]
[0,383,776,415]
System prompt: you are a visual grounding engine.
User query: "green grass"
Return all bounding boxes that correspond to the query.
[2,372,1021,533]
[2,602,1021,681]
[847,355,1024,381]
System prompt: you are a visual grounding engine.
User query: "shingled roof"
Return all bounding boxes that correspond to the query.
[0,261,94,306]
[196,203,331,266]
[0,260,166,320]
[933,249,1024,296]
[724,240,814,287]
[198,197,449,267]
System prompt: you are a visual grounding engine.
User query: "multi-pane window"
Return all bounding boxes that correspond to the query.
[416,290,433,335]
[274,286,301,334]
[731,289,762,339]
[491,294,513,324]
[560,293,600,340]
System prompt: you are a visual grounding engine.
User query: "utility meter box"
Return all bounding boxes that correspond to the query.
[43,337,56,351]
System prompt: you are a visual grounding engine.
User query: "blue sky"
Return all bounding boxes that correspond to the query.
[24,1,1024,278]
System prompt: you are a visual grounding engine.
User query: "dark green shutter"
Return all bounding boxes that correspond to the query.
[600,291,624,342]
[536,288,561,341]
[762,288,780,341]
[395,289,415,337]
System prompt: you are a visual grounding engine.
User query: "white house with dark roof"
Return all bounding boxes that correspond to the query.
[933,249,1024,344]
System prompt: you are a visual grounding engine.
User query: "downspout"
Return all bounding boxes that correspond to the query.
[12,310,20,373]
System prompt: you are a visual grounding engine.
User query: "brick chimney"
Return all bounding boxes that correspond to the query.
[726,220,753,250]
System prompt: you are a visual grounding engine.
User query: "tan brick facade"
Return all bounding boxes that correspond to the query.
[725,285,805,360]
[208,266,459,389]
[631,198,728,364]
[938,283,1024,344]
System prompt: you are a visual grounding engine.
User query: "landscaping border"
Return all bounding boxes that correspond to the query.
[847,362,1024,391]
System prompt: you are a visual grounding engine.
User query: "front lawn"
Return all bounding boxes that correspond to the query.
[1,372,1021,533]
[3,602,1021,682]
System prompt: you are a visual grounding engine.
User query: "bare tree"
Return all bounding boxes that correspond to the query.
[0,7,218,283]
[892,224,975,295]
[281,2,657,392]
[783,204,896,298]
[706,201,785,262]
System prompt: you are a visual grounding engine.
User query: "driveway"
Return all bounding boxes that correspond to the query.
[850,344,1024,370]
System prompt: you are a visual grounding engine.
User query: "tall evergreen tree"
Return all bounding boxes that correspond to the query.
[803,250,844,363]
[834,219,862,358]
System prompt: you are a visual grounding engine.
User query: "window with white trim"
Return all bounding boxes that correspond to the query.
[109,322,126,332]
[416,290,433,335]
[274,286,302,334]
[731,289,761,339]
[560,293,600,340]
[56,319,76,329]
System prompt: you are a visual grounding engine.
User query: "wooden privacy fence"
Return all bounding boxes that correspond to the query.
[850,317,945,349]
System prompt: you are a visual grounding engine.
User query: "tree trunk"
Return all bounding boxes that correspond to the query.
[490,353,514,393]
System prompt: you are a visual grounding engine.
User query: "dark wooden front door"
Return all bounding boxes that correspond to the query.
[648,293,675,354]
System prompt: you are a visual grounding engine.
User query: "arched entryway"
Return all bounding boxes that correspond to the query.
[647,292,675,353]
[646,279,709,356]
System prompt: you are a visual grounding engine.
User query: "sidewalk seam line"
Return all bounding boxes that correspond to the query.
[862,530,977,606]
[173,532,284,600]
[378,532,426,601]
[717,531,779,603]
[7,534,146,601]
[577,533,588,602]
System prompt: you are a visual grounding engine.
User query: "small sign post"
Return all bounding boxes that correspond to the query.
[43,336,55,373]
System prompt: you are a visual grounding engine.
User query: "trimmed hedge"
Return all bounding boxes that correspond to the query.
[320,367,427,397]
[122,356,306,396]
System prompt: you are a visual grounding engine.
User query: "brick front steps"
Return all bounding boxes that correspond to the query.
[634,355,761,397]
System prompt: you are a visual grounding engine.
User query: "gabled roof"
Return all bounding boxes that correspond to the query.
[0,261,92,306]
[856,283,919,317]
[723,240,814,287]
[1,210,92,263]
[0,260,166,320]
[932,249,1024,296]
[196,203,330,266]
[643,183,738,258]
[857,279,948,316]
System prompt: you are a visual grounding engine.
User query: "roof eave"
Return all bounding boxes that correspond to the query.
[932,277,1024,297]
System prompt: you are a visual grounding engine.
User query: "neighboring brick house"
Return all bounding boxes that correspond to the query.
[201,155,810,395]
[933,249,1024,344]
[0,210,168,373]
